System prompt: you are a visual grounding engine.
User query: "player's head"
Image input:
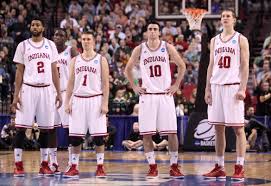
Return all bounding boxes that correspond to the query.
[81,31,95,51]
[146,20,161,40]
[30,17,45,37]
[53,28,67,46]
[220,9,236,28]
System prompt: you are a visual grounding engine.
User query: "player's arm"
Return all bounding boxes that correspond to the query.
[166,43,186,95]
[101,56,109,114]
[205,37,215,105]
[124,45,146,94]
[239,35,250,92]
[65,57,76,114]
[71,46,78,58]
[52,62,62,108]
[11,42,25,111]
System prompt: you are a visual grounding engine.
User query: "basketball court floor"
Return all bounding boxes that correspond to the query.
[0,151,270,185]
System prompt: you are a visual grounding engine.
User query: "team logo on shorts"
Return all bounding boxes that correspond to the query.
[94,60,98,64]
[45,45,49,49]
[232,40,236,44]
[161,48,165,52]
[64,51,68,56]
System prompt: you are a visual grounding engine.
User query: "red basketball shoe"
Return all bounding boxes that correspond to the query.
[146,164,158,178]
[38,161,54,176]
[14,161,25,177]
[203,164,226,179]
[63,164,79,178]
[170,164,184,178]
[95,164,106,177]
[231,164,245,181]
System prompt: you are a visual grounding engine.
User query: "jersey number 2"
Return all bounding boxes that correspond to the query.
[149,65,161,77]
[37,62,45,73]
[218,56,231,68]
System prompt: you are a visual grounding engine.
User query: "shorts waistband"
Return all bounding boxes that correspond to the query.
[24,83,50,87]
[223,83,240,86]
[74,93,103,98]
[144,92,167,95]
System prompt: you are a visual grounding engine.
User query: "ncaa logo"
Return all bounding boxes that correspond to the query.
[45,45,49,49]
[194,119,215,141]
[64,51,68,56]
[161,48,165,52]
[232,40,236,44]
[94,60,98,64]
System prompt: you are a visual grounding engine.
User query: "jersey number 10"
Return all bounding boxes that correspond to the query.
[149,65,162,77]
[218,56,231,68]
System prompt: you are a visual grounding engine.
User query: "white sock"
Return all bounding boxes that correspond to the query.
[71,154,80,166]
[169,151,178,165]
[14,148,22,162]
[236,157,244,166]
[216,156,224,167]
[40,148,49,163]
[48,148,58,165]
[96,153,104,165]
[68,146,72,166]
[145,151,155,164]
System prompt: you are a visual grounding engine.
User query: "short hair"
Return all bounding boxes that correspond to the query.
[54,28,67,37]
[81,31,95,38]
[146,20,161,31]
[30,17,45,26]
[221,9,236,18]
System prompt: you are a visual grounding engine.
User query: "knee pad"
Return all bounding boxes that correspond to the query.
[93,136,104,146]
[14,130,26,149]
[70,136,84,147]
[39,131,49,148]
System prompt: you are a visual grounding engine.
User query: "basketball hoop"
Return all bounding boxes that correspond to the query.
[182,8,208,31]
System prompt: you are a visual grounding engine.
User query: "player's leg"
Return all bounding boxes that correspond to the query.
[204,85,226,179]
[224,85,246,181]
[139,94,158,178]
[47,127,60,174]
[63,96,86,178]
[13,84,36,177]
[89,96,107,177]
[36,86,55,176]
[158,95,183,178]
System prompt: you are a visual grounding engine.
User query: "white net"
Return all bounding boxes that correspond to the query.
[182,8,207,31]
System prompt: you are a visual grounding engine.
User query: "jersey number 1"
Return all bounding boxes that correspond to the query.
[218,56,231,68]
[82,74,87,86]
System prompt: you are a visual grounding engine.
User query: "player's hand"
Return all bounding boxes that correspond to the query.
[55,93,62,109]
[235,90,246,100]
[166,84,179,96]
[65,103,72,114]
[204,89,212,105]
[132,86,146,95]
[10,96,22,113]
[101,103,108,115]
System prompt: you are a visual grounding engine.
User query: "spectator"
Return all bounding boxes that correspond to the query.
[122,122,143,151]
[110,87,127,115]
[152,132,168,151]
[255,80,271,116]
[0,115,16,149]
[24,123,40,150]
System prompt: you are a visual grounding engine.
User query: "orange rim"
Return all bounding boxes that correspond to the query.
[183,8,207,17]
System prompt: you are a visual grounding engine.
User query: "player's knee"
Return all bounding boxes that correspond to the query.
[14,129,26,149]
[70,136,84,147]
[93,136,104,146]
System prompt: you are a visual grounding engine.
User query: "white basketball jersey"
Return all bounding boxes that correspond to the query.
[57,46,72,91]
[140,41,171,93]
[13,38,58,85]
[73,54,102,96]
[210,32,241,85]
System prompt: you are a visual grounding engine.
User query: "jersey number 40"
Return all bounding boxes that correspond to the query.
[218,56,231,68]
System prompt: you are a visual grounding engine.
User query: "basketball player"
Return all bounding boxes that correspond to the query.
[47,28,78,174]
[11,18,62,177]
[63,31,109,178]
[204,9,249,181]
[125,21,186,178]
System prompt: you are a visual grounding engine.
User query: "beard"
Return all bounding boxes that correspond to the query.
[31,31,43,37]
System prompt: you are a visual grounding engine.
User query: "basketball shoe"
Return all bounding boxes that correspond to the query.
[203,164,226,179]
[14,161,25,177]
[170,164,184,178]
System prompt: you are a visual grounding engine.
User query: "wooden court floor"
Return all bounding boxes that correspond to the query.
[0,150,270,186]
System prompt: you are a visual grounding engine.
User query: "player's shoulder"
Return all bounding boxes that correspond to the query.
[238,33,248,42]
[46,38,57,47]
